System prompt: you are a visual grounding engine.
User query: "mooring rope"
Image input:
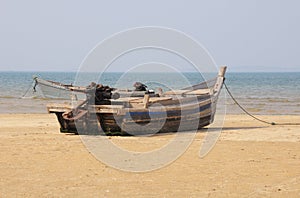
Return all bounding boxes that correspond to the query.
[224,82,300,126]
[20,79,36,99]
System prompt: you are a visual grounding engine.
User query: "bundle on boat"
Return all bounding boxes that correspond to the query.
[44,66,227,135]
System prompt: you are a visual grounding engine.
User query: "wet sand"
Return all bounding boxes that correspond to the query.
[0,114,300,197]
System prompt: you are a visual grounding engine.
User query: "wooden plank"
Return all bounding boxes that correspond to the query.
[127,97,172,104]
[89,104,125,115]
[127,96,173,108]
[48,108,69,113]
[47,103,72,113]
[47,103,72,108]
[164,89,211,96]
[163,90,189,95]
[90,105,124,109]
[46,100,87,113]
[184,89,211,95]
[111,97,141,103]
[149,97,172,103]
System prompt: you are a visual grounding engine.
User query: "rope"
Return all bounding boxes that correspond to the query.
[20,79,36,99]
[224,82,300,126]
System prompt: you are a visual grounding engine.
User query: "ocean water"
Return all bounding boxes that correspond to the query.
[0,71,299,114]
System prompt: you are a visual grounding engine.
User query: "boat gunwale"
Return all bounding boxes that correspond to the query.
[88,97,213,113]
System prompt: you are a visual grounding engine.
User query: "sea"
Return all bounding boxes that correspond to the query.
[0,71,299,115]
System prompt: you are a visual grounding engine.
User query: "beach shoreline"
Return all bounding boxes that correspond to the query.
[0,113,300,197]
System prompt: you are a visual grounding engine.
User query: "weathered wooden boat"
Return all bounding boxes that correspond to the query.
[47,66,227,135]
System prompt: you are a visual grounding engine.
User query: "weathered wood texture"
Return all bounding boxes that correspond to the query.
[48,66,227,135]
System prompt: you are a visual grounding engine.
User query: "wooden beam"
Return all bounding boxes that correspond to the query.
[218,66,227,77]
[143,94,150,108]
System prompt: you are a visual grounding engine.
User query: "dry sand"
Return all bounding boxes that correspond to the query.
[0,114,300,197]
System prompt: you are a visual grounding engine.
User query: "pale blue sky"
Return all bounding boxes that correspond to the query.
[0,0,299,72]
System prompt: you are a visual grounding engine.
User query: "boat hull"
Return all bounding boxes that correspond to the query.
[38,82,74,99]
[49,97,214,135]
[51,110,213,136]
[96,101,212,135]
[46,66,227,136]
[35,77,85,99]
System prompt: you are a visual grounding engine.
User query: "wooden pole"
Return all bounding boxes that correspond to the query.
[143,94,150,108]
[213,66,227,92]
[218,66,227,77]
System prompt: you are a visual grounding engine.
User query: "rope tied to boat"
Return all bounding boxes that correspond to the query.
[21,78,37,98]
[224,82,300,126]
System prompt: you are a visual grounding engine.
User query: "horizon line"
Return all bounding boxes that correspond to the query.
[1,70,300,73]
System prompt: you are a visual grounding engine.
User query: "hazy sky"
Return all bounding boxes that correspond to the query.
[0,0,299,72]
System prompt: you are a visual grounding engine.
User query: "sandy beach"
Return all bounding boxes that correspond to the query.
[0,113,300,197]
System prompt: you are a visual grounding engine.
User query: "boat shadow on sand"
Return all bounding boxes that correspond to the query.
[201,126,269,132]
[151,126,269,136]
[63,126,268,136]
